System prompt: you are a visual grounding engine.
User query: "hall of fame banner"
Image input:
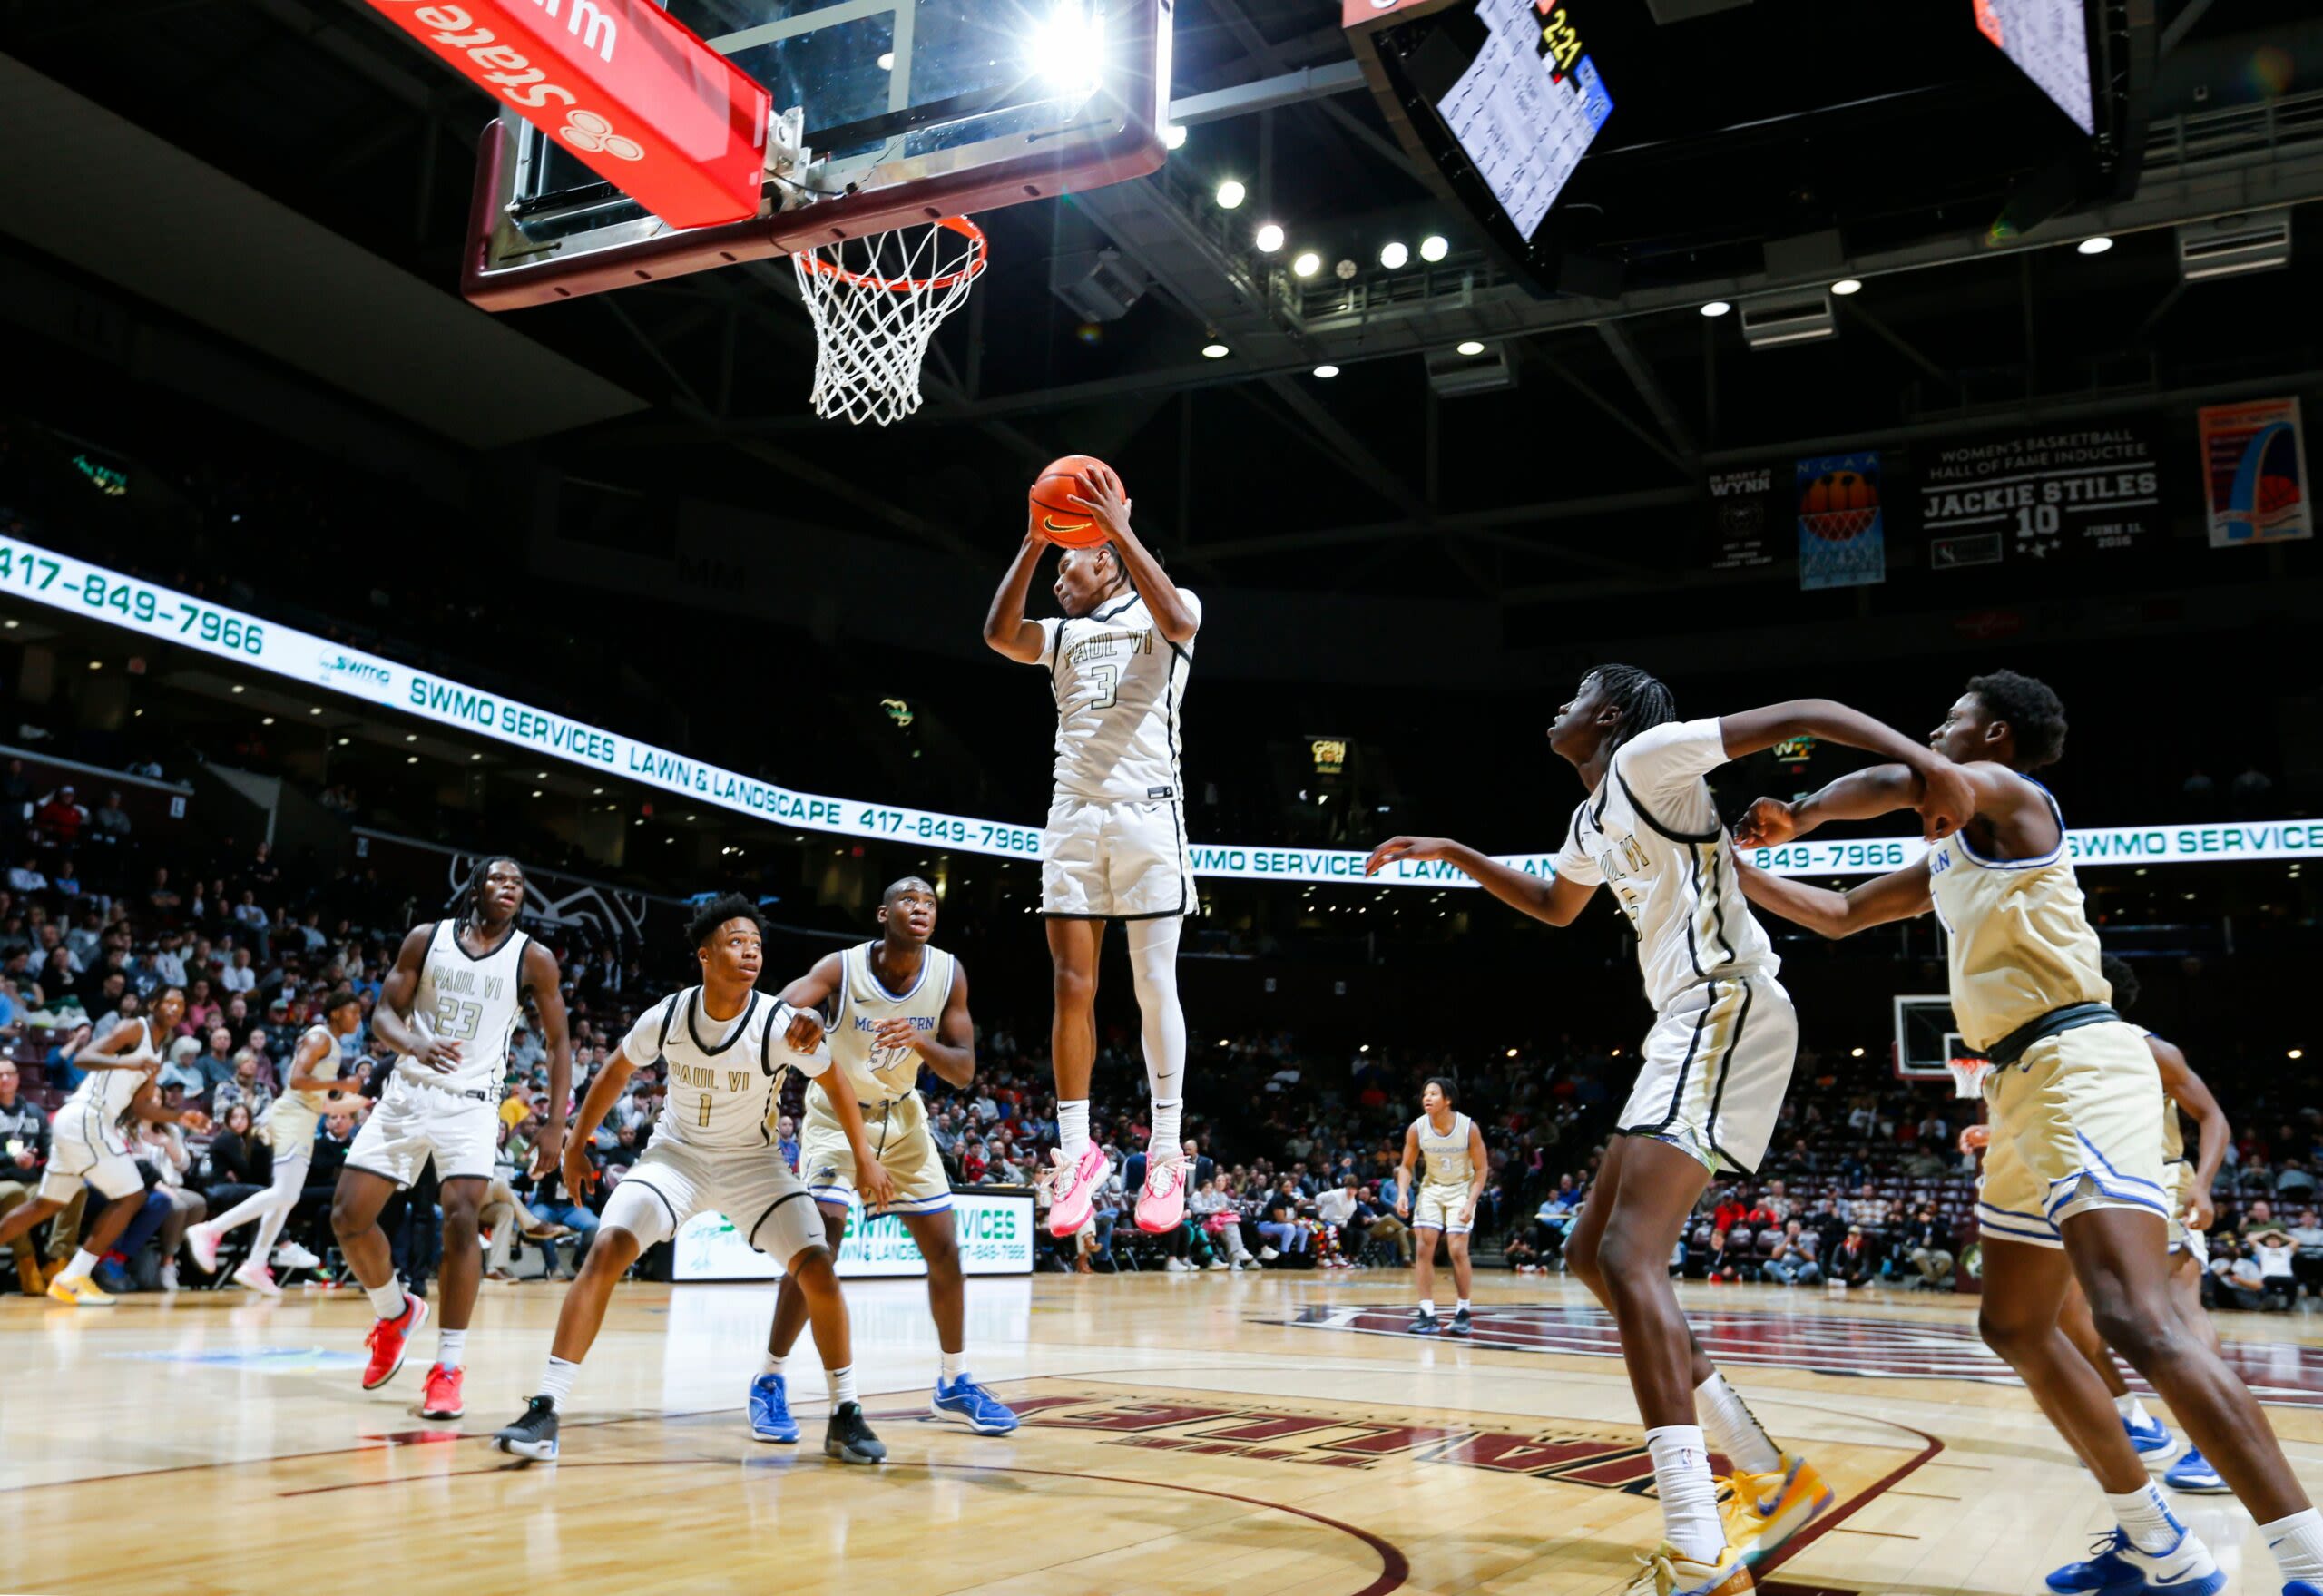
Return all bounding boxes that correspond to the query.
[1918,422,2163,572]
[1705,465,1778,571]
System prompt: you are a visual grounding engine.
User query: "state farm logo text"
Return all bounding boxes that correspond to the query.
[380,2,618,116]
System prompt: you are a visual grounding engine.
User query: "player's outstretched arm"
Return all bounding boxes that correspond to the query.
[526,940,572,1178]
[1732,765,1925,850]
[1716,700,1972,840]
[2154,1037,2229,1232]
[1733,852,1932,940]
[371,924,459,1072]
[1069,465,1196,644]
[775,953,845,1055]
[1365,836,1595,928]
[878,963,975,1088]
[981,518,1051,664]
[126,1079,208,1131]
[1395,1123,1418,1218]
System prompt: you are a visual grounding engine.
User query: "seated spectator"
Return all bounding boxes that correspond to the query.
[1764,1219,1822,1287]
[1830,1226,1874,1289]
[1256,1176,1309,1263]
[211,1053,274,1125]
[1703,1228,1749,1284]
[1190,1173,1255,1270]
[133,1107,207,1292]
[2251,1228,2302,1309]
[1898,1203,1954,1288]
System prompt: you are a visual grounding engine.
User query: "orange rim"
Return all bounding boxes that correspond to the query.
[798,215,988,293]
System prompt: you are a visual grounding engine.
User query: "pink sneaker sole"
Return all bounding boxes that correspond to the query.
[1048,1145,1108,1238]
[1135,1163,1187,1233]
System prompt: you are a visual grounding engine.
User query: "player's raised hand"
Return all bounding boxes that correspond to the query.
[177,1109,211,1133]
[1365,836,1450,877]
[1911,756,1977,843]
[1732,798,1798,849]
[858,1162,899,1210]
[1065,462,1132,540]
[785,1009,826,1055]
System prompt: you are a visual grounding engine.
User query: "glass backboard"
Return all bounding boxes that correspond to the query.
[464,0,1170,309]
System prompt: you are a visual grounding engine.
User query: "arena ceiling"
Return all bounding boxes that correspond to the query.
[2,0,2321,609]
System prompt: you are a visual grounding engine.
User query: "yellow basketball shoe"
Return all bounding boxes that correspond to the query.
[1720,1454,1834,1566]
[1623,1541,1754,1596]
[46,1272,117,1307]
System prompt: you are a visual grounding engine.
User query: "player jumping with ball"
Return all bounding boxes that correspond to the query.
[983,460,1200,1241]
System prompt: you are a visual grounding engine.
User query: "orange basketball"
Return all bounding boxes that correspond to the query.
[1030,454,1114,549]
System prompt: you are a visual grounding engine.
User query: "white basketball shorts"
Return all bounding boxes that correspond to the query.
[345,1073,499,1187]
[602,1139,825,1266]
[40,1125,144,1202]
[1616,970,1799,1178]
[1040,793,1192,919]
[1412,1183,1473,1236]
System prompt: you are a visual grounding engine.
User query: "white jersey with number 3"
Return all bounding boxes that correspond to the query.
[1038,588,1200,802]
[1553,719,1777,1013]
[400,920,531,1096]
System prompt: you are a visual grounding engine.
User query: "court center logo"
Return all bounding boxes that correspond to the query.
[561,109,642,162]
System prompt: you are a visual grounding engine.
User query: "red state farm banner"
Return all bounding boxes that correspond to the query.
[366,0,768,230]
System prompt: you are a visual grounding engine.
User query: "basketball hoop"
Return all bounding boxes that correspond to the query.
[1944,1058,1994,1100]
[790,216,988,426]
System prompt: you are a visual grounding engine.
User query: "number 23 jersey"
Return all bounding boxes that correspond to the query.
[402,919,532,1096]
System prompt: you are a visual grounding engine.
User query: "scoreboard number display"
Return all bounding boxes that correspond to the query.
[1435,0,1613,240]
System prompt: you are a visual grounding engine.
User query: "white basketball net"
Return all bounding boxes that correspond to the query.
[1945,1058,1994,1100]
[790,216,987,426]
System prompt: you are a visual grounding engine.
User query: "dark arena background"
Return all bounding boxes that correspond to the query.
[0,1,2318,1592]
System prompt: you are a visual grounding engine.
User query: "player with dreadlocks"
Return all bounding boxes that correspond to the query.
[333,857,571,1422]
[1367,666,1971,1596]
[1735,671,2323,1596]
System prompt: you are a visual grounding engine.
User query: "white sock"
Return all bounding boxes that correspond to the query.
[1456,1298,1471,1314]
[2106,1483,2185,1555]
[2261,1508,2323,1581]
[366,1278,407,1320]
[1148,1100,1183,1161]
[1696,1371,1786,1476]
[538,1355,580,1409]
[61,1248,99,1284]
[437,1327,467,1371]
[940,1350,967,1384]
[761,1352,787,1379]
[2116,1393,2152,1427]
[1058,1101,1090,1165]
[1646,1425,1723,1562]
[829,1365,858,1405]
[1417,1298,1436,1318]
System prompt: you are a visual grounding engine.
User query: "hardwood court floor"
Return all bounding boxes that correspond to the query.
[5,1271,2319,1595]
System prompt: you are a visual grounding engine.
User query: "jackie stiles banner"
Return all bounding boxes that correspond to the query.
[674,1189,1034,1281]
[2200,398,2312,546]
[10,533,2323,881]
[1919,423,2163,564]
[1796,451,1887,590]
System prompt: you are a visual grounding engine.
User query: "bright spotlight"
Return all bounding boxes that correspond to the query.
[1215,179,1247,210]
[1700,299,1732,318]
[1313,364,1339,378]
[1378,240,1409,269]
[1201,340,1230,359]
[1027,3,1104,98]
[1831,278,1863,296]
[1255,222,1284,252]
[1456,339,1485,356]
[1163,122,1187,151]
[2077,234,2114,255]
[1291,250,1321,279]
[1419,234,1448,262]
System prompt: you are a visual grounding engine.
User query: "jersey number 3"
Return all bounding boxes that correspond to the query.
[1084,664,1120,710]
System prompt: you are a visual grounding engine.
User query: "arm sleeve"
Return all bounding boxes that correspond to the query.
[1035,618,1062,666]
[1179,589,1203,634]
[1612,718,1730,800]
[1552,804,1604,886]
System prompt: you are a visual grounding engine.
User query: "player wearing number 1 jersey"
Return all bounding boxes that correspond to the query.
[1367,666,1972,1596]
[984,464,1201,1243]
[493,895,890,1466]
[331,857,570,1422]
